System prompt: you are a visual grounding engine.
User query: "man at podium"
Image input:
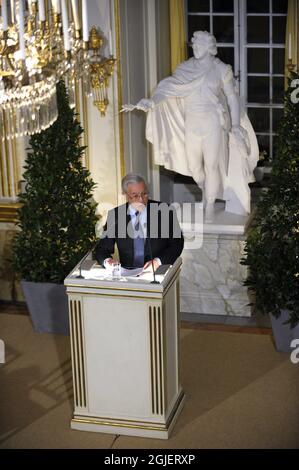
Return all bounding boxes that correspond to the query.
[95,173,184,271]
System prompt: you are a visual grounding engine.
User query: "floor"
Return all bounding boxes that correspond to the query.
[181,309,271,329]
[1,312,297,449]
[0,300,272,336]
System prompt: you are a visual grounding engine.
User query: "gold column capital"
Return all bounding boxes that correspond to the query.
[0,203,21,223]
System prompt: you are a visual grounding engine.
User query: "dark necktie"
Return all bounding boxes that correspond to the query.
[133,211,144,267]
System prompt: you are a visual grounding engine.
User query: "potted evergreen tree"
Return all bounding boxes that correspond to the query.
[12,81,98,334]
[242,72,299,352]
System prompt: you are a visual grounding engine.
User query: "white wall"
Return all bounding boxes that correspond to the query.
[119,0,150,183]
[119,0,165,200]
[85,0,123,210]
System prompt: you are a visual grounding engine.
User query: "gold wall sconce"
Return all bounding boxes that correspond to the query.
[88,26,116,116]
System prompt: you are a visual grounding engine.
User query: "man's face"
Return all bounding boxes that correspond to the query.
[126,182,149,211]
[192,41,208,59]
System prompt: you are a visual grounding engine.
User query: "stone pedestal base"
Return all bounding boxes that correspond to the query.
[180,203,252,317]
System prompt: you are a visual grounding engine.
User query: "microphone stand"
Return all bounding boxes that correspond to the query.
[76,251,89,279]
[76,240,99,279]
[150,259,159,284]
[145,223,159,284]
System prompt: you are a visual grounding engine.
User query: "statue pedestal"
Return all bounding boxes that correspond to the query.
[180,203,253,317]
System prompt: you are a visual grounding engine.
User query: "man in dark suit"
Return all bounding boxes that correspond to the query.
[95,173,184,270]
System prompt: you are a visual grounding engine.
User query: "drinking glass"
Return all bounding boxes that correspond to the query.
[112,262,122,280]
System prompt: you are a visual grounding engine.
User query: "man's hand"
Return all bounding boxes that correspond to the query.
[104,258,118,269]
[143,259,161,272]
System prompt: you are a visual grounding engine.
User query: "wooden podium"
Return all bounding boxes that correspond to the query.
[64,257,185,439]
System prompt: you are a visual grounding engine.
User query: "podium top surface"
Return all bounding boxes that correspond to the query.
[64,257,182,295]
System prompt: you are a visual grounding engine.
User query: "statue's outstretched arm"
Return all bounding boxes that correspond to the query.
[121,91,168,113]
[121,98,154,113]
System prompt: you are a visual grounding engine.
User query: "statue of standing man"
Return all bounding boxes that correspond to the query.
[123,31,259,222]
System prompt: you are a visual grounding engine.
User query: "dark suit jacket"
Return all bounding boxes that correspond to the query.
[95,200,184,268]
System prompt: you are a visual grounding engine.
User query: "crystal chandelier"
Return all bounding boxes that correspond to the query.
[0,0,90,140]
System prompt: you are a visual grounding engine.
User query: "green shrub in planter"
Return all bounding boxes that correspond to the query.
[242,72,299,330]
[12,81,98,284]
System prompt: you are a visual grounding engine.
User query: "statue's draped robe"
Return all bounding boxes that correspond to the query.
[146,57,259,215]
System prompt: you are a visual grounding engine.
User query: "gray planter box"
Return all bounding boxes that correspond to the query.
[21,281,69,335]
[270,309,299,353]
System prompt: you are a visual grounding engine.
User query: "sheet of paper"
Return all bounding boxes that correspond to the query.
[71,263,164,282]
[77,268,111,280]
[135,271,164,282]
[120,267,143,277]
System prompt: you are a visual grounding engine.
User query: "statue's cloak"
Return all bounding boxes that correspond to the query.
[146,57,259,215]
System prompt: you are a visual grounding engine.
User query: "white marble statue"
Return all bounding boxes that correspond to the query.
[123,31,259,222]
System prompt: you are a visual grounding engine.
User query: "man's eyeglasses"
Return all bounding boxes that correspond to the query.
[127,192,149,200]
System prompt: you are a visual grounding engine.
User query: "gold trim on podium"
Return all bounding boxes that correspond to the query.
[67,287,163,297]
[70,299,87,409]
[149,306,155,413]
[73,417,166,432]
[72,390,185,431]
[149,305,165,415]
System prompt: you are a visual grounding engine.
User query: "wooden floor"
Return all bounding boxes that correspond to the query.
[0,301,272,335]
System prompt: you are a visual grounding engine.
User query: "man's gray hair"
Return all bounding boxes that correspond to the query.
[121,173,148,194]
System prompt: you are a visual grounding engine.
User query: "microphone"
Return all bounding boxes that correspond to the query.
[76,239,99,279]
[144,222,159,284]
